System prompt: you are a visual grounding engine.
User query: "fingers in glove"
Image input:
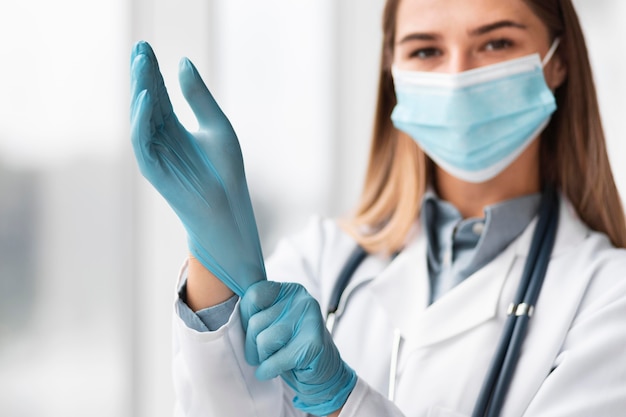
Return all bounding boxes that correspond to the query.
[178,57,233,135]
[131,41,174,131]
[130,53,154,125]
[240,281,282,329]
[130,42,200,178]
[255,332,322,381]
[130,89,156,169]
[240,281,284,364]
[254,323,294,368]
[130,55,177,174]
[256,298,328,381]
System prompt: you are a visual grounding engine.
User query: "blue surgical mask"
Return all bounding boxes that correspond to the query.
[390,39,560,183]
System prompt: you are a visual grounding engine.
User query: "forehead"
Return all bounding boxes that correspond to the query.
[395,0,543,36]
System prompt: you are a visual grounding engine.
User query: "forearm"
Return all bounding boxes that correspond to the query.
[186,254,235,311]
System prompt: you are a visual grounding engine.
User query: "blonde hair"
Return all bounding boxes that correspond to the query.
[342,0,626,254]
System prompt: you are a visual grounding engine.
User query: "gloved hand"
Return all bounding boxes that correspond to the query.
[130,40,266,296]
[240,281,357,416]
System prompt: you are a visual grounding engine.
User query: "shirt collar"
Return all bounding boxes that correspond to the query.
[420,188,542,293]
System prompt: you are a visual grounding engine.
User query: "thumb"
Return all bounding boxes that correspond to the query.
[239,281,283,331]
[178,57,229,130]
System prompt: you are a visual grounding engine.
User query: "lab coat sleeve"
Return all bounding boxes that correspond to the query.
[172,215,406,417]
[338,378,406,417]
[172,296,307,417]
[523,252,626,417]
[171,216,335,417]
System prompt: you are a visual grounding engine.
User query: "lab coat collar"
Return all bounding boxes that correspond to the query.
[368,229,518,349]
[367,193,588,350]
[512,193,589,258]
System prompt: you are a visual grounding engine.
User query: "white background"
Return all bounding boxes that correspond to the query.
[0,1,624,416]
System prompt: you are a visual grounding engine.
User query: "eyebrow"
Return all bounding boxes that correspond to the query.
[397,32,439,44]
[397,20,527,44]
[470,20,527,36]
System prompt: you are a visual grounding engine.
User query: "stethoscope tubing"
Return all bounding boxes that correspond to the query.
[326,188,560,416]
[326,245,368,334]
[473,188,559,417]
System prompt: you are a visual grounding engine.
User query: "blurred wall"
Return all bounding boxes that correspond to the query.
[0,1,624,417]
[0,1,133,416]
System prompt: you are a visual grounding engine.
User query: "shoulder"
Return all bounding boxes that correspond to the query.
[556,196,626,276]
[553,199,626,317]
[571,228,626,311]
[547,195,626,268]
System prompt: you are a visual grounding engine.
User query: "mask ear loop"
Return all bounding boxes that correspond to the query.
[542,38,561,67]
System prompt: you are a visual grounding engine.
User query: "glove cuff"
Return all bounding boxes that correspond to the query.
[292,365,357,416]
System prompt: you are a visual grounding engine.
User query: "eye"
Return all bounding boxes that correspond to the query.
[409,47,442,60]
[484,38,514,51]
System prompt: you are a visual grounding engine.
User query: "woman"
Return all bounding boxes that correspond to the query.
[130,0,626,415]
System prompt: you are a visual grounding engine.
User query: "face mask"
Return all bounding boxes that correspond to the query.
[390,39,560,183]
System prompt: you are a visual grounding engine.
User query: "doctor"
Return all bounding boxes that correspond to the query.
[130,0,626,416]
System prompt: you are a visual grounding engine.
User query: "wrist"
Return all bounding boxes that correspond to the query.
[186,254,235,311]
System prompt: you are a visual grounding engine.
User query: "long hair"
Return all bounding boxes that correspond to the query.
[341,0,626,253]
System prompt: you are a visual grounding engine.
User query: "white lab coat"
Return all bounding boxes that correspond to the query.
[172,196,626,417]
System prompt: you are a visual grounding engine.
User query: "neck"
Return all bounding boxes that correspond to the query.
[434,141,542,218]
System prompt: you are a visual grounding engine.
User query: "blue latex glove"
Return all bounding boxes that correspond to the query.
[240,281,357,416]
[130,41,266,296]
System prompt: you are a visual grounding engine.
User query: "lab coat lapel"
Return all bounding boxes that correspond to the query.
[410,195,588,350]
[368,223,519,350]
[512,194,588,259]
[367,232,430,337]
[409,243,518,348]
[368,194,585,351]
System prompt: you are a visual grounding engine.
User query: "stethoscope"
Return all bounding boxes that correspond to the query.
[325,187,560,417]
